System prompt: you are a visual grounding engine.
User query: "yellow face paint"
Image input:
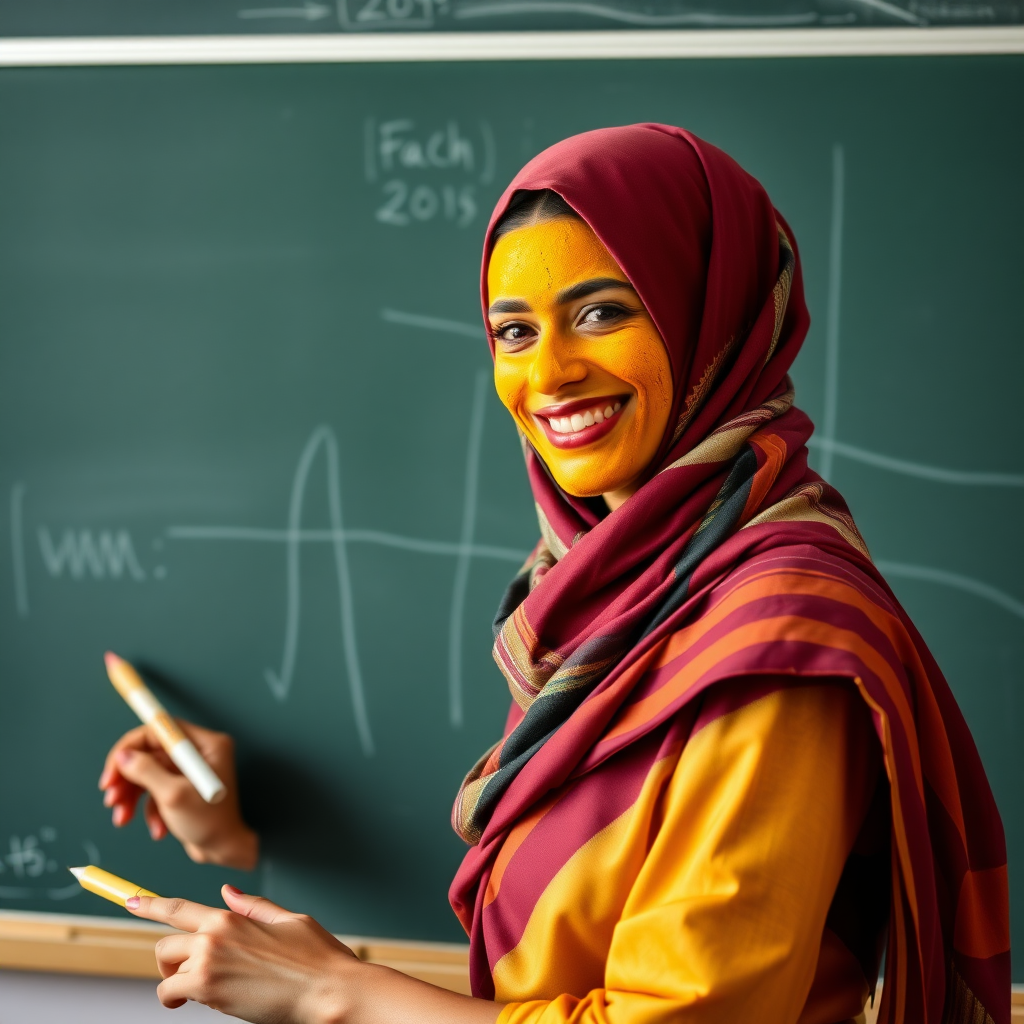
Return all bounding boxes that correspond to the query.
[488,217,673,507]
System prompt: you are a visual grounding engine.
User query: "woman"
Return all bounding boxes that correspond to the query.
[99,125,1009,1024]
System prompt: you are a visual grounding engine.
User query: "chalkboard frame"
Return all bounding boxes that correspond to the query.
[0,25,1022,66]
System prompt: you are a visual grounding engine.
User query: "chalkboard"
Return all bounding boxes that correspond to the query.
[0,56,1021,963]
[0,0,1021,34]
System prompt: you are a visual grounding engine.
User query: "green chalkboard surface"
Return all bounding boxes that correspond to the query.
[0,0,1020,35]
[0,56,1021,959]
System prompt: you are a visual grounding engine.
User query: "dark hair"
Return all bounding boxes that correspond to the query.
[492,188,582,241]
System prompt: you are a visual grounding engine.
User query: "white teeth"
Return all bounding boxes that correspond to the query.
[546,401,625,435]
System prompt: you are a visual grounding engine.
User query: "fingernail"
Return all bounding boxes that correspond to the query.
[116,750,134,766]
[103,789,115,807]
[224,885,243,896]
[125,897,140,909]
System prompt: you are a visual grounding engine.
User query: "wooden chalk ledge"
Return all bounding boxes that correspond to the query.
[0,910,470,995]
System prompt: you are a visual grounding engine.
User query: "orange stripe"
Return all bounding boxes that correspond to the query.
[742,432,787,522]
[650,565,852,669]
[484,791,560,909]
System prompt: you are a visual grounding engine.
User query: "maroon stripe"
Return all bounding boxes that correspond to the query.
[481,723,675,967]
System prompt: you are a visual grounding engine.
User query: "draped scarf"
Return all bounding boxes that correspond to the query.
[449,125,1009,1024]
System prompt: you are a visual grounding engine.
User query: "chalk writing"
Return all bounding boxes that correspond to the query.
[339,0,439,29]
[3,834,53,878]
[38,528,147,581]
[377,119,474,174]
[0,830,99,901]
[365,118,494,228]
[376,180,477,227]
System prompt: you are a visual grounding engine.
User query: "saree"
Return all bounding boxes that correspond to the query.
[449,125,1009,1023]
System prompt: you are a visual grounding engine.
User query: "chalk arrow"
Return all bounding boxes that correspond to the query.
[238,2,332,20]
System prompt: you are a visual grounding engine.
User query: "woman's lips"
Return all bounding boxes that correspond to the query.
[533,396,627,450]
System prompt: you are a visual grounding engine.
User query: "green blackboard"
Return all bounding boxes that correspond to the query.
[0,55,1021,962]
[0,0,1020,34]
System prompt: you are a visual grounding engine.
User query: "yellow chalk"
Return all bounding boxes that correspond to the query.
[69,865,158,907]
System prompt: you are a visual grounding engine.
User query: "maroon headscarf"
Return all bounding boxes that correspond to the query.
[450,125,1009,1024]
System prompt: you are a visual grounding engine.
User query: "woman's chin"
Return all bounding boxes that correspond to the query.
[550,467,637,501]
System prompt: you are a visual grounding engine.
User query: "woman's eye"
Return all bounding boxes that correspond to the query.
[495,323,534,346]
[579,304,627,327]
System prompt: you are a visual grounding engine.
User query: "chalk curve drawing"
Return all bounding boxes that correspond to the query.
[9,481,28,617]
[875,561,1024,622]
[167,369,503,749]
[262,425,375,758]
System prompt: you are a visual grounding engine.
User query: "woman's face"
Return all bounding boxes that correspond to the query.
[488,216,673,505]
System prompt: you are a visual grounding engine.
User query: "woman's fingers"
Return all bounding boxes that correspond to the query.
[138,894,364,1023]
[176,720,237,776]
[154,972,191,1010]
[115,749,192,812]
[102,778,141,808]
[221,885,294,925]
[143,795,168,840]
[106,778,145,827]
[127,895,222,933]
[153,932,193,977]
[98,724,160,789]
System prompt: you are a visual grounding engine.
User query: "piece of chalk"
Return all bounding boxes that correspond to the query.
[104,651,227,804]
[69,865,159,907]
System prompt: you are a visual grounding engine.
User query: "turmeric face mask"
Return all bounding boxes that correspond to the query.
[488,217,673,506]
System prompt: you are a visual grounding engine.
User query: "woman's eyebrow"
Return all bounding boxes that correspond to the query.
[488,298,532,316]
[555,277,635,305]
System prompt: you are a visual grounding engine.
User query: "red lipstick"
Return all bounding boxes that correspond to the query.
[532,395,629,450]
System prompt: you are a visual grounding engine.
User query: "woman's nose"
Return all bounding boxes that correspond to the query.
[529,330,587,394]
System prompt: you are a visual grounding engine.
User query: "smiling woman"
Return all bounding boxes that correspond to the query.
[488,209,673,508]
[99,124,1009,1024]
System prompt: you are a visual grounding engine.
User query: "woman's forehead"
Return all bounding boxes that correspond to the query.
[487,217,627,300]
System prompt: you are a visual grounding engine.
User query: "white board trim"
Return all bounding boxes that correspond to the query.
[0,27,1022,66]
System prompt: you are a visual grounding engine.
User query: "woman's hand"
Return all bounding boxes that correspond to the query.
[98,719,258,871]
[131,887,504,1024]
[134,887,356,1023]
